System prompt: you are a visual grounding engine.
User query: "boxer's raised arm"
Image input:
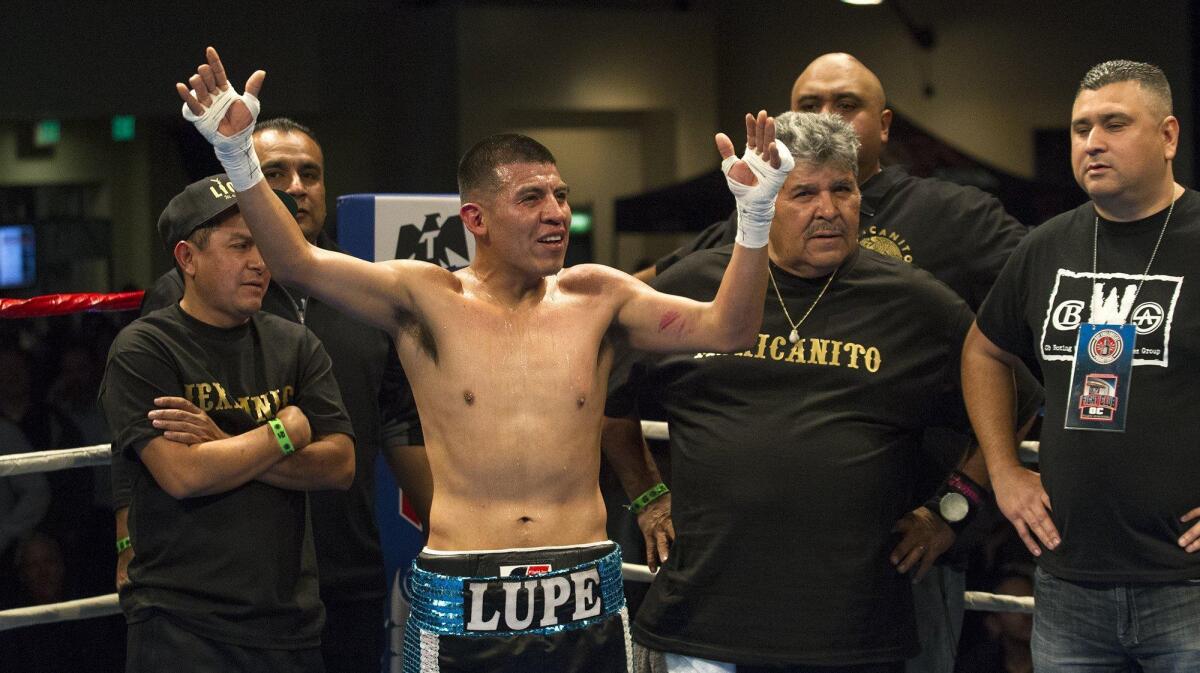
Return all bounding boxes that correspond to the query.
[612,111,790,353]
[176,47,449,334]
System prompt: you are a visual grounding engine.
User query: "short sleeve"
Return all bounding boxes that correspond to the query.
[99,327,184,461]
[957,189,1028,310]
[975,235,1038,364]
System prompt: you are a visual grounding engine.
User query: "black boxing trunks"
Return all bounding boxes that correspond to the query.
[403,541,632,673]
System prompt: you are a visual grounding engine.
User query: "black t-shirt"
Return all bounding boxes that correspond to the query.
[608,246,975,666]
[121,232,423,603]
[650,169,1035,506]
[99,304,354,648]
[976,189,1200,583]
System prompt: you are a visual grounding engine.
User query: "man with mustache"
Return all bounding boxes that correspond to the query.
[628,52,1035,673]
[603,112,1036,672]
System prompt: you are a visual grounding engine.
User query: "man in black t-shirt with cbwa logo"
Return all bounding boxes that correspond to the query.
[964,60,1200,670]
[604,112,1042,673]
[99,175,355,673]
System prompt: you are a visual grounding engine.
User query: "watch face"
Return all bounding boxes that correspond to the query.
[939,492,969,523]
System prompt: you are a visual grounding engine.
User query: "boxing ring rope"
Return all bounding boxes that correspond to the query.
[0,290,1038,632]
[0,444,113,477]
[639,421,1042,463]
[0,438,1036,631]
[0,291,144,318]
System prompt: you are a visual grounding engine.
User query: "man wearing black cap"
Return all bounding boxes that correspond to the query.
[99,174,356,673]
[115,119,429,673]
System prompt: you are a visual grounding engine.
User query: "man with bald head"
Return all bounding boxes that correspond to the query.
[790,53,890,183]
[646,52,1025,310]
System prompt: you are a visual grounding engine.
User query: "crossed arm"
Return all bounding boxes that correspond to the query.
[142,399,353,499]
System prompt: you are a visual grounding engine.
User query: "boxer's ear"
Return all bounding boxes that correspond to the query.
[461,203,486,236]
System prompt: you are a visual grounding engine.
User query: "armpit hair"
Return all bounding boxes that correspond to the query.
[395,305,438,364]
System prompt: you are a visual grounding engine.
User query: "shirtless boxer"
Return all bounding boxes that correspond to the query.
[175,47,790,671]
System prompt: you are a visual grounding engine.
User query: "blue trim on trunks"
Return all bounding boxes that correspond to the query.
[406,545,625,637]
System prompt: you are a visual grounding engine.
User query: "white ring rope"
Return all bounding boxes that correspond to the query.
[0,593,120,631]
[964,591,1034,613]
[0,444,113,477]
[640,421,1041,462]
[0,572,1032,632]
[0,432,1041,631]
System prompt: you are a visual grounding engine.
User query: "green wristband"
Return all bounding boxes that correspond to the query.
[627,482,669,515]
[268,418,295,455]
[115,536,132,554]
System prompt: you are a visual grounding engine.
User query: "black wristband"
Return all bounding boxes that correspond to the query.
[924,471,987,534]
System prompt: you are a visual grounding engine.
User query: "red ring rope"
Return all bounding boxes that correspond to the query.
[0,291,144,318]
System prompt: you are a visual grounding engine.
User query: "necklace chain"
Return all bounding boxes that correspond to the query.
[768,264,838,344]
[1091,197,1174,322]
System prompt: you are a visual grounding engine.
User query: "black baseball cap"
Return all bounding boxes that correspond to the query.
[157,174,298,251]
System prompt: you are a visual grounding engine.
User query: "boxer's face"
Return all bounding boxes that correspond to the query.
[476,162,571,277]
[256,130,327,242]
[769,161,861,278]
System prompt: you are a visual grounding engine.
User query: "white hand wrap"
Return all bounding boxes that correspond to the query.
[721,141,794,249]
[181,88,263,191]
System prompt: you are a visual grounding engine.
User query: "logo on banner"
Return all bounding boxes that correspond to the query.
[395,213,472,269]
[1040,270,1182,366]
[1087,328,1123,364]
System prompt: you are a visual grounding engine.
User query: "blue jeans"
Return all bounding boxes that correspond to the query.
[1033,567,1200,672]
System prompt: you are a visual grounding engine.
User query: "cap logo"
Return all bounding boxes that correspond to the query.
[209,177,236,200]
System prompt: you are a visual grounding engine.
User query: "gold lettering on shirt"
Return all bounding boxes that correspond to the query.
[212,382,234,411]
[768,336,788,361]
[754,333,770,359]
[182,382,290,419]
[810,339,830,365]
[692,333,883,373]
[860,226,914,263]
[196,383,212,411]
[251,394,273,420]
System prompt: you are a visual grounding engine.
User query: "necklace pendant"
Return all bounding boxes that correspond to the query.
[789,329,799,344]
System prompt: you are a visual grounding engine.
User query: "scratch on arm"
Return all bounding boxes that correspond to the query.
[658,310,687,336]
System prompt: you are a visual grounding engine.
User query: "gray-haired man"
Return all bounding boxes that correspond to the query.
[604,112,1015,672]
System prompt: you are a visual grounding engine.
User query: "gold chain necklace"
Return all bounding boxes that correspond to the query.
[768,264,838,344]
